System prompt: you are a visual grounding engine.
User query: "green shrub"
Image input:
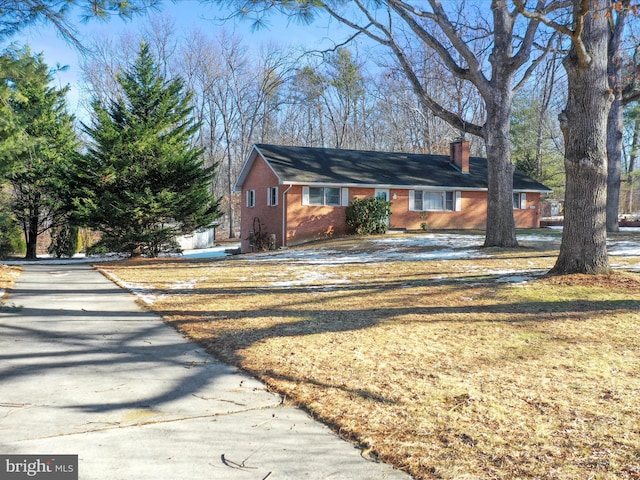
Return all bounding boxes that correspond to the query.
[48,223,79,258]
[0,212,24,258]
[85,240,111,256]
[86,230,182,257]
[346,197,392,235]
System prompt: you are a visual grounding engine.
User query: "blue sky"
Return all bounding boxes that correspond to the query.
[19,1,348,118]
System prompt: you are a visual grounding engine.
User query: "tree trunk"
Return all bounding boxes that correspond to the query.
[605,4,629,232]
[483,94,518,248]
[224,132,236,239]
[24,215,38,260]
[627,117,639,213]
[550,5,611,275]
[606,94,623,232]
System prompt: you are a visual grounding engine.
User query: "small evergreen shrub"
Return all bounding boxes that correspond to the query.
[0,213,24,257]
[48,223,80,258]
[346,197,392,235]
[86,241,111,256]
[86,230,182,258]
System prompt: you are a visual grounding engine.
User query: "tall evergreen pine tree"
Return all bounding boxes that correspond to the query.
[2,47,79,259]
[75,43,220,256]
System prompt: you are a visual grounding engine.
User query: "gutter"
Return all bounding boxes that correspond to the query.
[281,184,293,248]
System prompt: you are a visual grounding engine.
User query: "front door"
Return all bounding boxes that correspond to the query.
[375,189,390,226]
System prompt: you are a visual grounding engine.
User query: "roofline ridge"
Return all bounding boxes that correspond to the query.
[255,143,460,158]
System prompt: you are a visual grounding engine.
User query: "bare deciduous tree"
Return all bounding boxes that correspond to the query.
[209,0,555,247]
[517,0,612,274]
[606,0,632,232]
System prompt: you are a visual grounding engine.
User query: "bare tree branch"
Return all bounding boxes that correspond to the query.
[390,0,488,89]
[513,0,595,66]
[512,0,574,35]
[514,30,560,91]
[387,33,485,137]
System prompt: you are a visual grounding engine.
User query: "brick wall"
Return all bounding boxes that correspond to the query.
[389,190,488,229]
[239,157,283,253]
[240,156,544,252]
[513,192,542,229]
[284,186,350,246]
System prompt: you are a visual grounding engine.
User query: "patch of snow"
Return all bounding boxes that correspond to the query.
[170,279,199,290]
[249,249,375,265]
[480,269,522,276]
[407,248,482,260]
[98,232,640,291]
[249,242,483,265]
[546,226,640,233]
[98,269,162,305]
[126,283,164,305]
[240,231,640,277]
[517,234,558,242]
[373,233,483,249]
[270,268,351,288]
[495,275,535,284]
[180,244,239,259]
[608,241,640,257]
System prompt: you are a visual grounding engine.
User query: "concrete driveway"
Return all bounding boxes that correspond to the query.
[0,263,411,479]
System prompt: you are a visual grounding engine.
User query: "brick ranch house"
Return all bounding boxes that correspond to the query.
[234,141,552,253]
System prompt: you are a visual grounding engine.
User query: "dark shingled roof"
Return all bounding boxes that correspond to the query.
[241,144,551,192]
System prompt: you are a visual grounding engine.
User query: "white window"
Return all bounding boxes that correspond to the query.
[267,187,278,206]
[302,186,343,206]
[246,189,256,208]
[341,188,349,206]
[375,189,389,201]
[412,190,423,211]
[513,192,527,209]
[410,190,456,211]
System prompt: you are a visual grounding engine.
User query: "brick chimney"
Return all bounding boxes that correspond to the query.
[450,138,470,174]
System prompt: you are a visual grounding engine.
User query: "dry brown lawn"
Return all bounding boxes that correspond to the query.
[96,231,640,479]
[0,264,21,299]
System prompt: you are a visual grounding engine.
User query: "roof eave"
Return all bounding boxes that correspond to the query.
[513,188,554,194]
[274,181,551,193]
[272,180,489,191]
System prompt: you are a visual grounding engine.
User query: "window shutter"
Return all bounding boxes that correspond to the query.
[520,193,527,210]
[455,191,462,211]
[408,190,415,211]
[302,187,309,206]
[246,190,250,207]
[267,187,278,207]
[341,188,349,206]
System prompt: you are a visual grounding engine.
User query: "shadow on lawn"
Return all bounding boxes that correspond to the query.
[136,267,547,299]
[95,246,640,411]
[161,295,635,411]
[152,289,638,410]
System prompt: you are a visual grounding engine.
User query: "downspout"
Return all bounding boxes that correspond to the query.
[281,184,293,248]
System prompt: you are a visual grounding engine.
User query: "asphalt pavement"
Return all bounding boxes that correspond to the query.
[0,262,411,479]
